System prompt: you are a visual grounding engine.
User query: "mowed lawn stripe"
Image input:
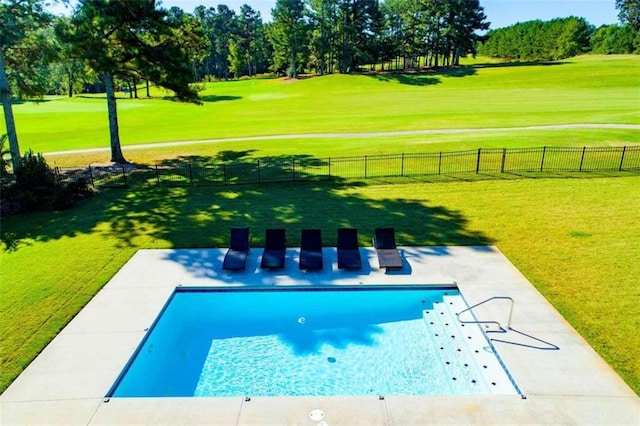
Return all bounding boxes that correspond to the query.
[6,55,639,153]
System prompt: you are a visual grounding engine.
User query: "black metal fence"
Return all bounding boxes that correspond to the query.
[55,146,640,189]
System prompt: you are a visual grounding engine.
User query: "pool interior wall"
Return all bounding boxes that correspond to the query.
[108,285,520,398]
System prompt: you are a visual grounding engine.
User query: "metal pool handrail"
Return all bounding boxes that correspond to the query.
[455,296,515,332]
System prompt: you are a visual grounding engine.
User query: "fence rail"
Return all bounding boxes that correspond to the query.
[55,146,640,189]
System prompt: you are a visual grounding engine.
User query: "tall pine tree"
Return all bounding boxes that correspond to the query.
[58,0,206,163]
[0,0,54,170]
[270,0,309,78]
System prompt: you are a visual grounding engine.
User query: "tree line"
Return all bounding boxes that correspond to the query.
[4,0,492,96]
[192,0,490,79]
[5,2,639,101]
[479,17,640,61]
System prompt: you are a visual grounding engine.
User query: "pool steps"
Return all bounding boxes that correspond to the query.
[422,294,517,395]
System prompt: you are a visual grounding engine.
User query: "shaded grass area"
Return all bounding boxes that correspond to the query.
[6,55,640,154]
[1,175,638,395]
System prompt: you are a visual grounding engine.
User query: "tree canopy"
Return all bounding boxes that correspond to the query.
[616,0,640,30]
[590,23,639,54]
[479,17,594,61]
[190,0,491,78]
[57,0,208,163]
[1,0,56,170]
[269,0,309,77]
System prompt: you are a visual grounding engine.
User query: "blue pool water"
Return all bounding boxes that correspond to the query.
[109,286,519,397]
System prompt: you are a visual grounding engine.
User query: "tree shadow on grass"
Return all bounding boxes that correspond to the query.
[364,60,571,85]
[2,151,494,277]
[160,94,242,103]
[439,67,476,78]
[10,98,54,105]
[151,152,259,168]
[367,72,441,86]
[116,153,331,187]
[96,181,492,286]
[198,95,242,103]
[470,60,570,69]
[365,66,476,85]
[1,153,494,259]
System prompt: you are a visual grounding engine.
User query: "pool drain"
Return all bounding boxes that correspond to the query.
[309,409,325,421]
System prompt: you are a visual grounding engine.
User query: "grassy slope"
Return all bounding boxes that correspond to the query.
[1,176,639,395]
[4,55,640,156]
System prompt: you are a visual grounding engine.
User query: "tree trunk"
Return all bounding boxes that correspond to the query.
[67,70,74,98]
[146,80,150,97]
[0,51,21,170]
[103,73,127,164]
[290,44,298,78]
[289,56,297,78]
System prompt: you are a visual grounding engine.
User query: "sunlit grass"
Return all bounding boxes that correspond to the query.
[46,128,640,167]
[1,54,639,397]
[5,55,639,155]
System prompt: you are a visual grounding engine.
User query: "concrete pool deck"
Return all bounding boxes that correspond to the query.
[1,246,638,425]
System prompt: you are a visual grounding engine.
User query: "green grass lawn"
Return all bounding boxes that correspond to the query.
[4,55,640,158]
[1,54,639,396]
[48,128,640,167]
[1,176,639,395]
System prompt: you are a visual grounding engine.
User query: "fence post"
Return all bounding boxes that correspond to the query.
[188,162,193,185]
[121,165,127,187]
[292,158,296,181]
[579,146,586,171]
[476,148,481,174]
[155,164,160,187]
[540,146,547,172]
[619,146,627,171]
[54,166,61,186]
[364,155,368,179]
[401,153,405,177]
[88,165,94,187]
[257,160,261,183]
[501,148,506,173]
[438,152,442,175]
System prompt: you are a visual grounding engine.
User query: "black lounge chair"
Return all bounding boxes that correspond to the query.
[337,228,362,270]
[222,227,250,271]
[261,228,286,269]
[299,229,323,271]
[373,228,403,270]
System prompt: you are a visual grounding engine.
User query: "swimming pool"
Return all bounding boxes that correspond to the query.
[108,286,520,397]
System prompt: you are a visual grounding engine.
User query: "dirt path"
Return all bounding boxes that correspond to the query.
[45,123,640,156]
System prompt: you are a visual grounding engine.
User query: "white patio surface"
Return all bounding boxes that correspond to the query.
[1,246,638,425]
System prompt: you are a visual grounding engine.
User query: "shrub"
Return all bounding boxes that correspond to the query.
[1,150,93,216]
[254,72,278,79]
[15,150,56,193]
[52,178,93,210]
[0,134,13,186]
